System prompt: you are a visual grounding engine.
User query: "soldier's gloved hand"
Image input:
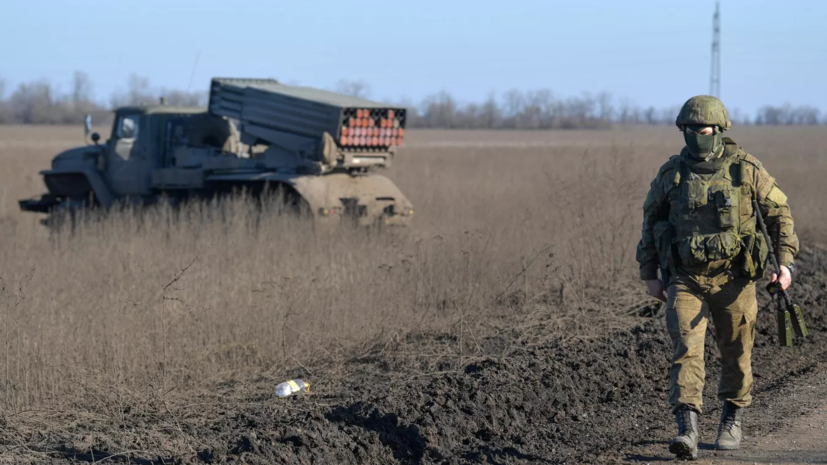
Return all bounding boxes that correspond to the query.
[771,266,792,291]
[645,279,667,303]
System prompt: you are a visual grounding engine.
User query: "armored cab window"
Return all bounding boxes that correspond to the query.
[117,115,139,139]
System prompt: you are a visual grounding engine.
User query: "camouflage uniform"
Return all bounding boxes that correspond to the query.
[635,95,798,458]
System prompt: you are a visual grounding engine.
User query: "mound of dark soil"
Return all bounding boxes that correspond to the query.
[14,248,827,464]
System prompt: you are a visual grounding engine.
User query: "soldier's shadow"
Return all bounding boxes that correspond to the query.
[624,453,673,462]
[624,440,673,462]
[624,440,721,462]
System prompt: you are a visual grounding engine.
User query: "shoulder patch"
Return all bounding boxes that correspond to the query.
[766,184,788,207]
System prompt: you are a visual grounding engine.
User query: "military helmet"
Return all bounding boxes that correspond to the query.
[675,95,732,130]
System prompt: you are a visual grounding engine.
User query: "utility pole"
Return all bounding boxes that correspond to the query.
[710,1,721,98]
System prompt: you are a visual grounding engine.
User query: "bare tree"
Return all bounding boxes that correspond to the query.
[523,90,550,129]
[502,89,525,118]
[71,71,93,104]
[539,91,558,127]
[333,79,371,99]
[564,94,597,128]
[109,74,158,108]
[618,98,634,125]
[0,76,10,124]
[456,102,481,129]
[755,105,785,125]
[420,91,457,128]
[480,91,502,129]
[596,91,614,122]
[751,104,821,127]
[393,96,420,127]
[161,89,208,106]
[643,106,657,125]
[791,106,820,125]
[127,74,153,105]
[657,105,680,126]
[10,80,55,124]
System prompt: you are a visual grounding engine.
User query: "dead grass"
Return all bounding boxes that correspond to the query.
[0,125,826,414]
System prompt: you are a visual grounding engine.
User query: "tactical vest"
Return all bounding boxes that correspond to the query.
[654,141,769,282]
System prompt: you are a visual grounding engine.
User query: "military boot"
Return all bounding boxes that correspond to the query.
[715,401,743,450]
[669,405,699,460]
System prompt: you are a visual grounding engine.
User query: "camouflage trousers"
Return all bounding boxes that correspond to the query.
[665,274,757,414]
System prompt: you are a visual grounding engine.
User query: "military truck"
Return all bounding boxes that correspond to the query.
[18,78,414,228]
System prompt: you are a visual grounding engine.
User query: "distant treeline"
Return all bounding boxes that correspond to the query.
[0,72,823,128]
[0,72,205,125]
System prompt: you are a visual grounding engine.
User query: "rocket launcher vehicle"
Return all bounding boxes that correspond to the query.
[17,77,416,228]
[208,78,407,171]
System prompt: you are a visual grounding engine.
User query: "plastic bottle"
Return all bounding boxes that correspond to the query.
[275,379,310,397]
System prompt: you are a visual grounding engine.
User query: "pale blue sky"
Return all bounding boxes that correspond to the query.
[1,0,824,115]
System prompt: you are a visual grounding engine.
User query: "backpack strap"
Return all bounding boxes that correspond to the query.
[724,137,757,200]
[738,153,763,202]
[667,153,682,187]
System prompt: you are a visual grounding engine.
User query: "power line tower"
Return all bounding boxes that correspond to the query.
[710,1,721,97]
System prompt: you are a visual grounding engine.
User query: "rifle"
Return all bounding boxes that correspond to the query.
[752,199,808,346]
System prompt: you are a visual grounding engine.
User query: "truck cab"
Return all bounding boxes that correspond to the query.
[19,105,236,214]
[104,106,236,198]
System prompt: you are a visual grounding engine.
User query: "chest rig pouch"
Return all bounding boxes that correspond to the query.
[672,158,742,269]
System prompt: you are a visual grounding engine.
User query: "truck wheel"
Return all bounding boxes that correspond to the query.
[256,183,311,219]
[46,199,79,235]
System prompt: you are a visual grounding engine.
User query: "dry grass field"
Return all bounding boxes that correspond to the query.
[1,125,826,463]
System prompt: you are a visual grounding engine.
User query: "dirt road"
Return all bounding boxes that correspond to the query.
[627,362,827,464]
[622,246,827,465]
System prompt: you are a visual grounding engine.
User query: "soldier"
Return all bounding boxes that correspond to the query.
[636,96,798,460]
